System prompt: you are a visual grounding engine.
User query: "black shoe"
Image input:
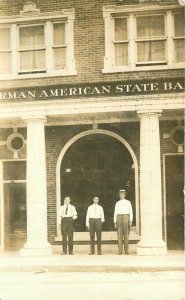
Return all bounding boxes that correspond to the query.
[69,252,74,255]
[61,252,67,255]
[118,252,122,255]
[125,252,129,255]
[89,252,94,255]
[98,252,102,255]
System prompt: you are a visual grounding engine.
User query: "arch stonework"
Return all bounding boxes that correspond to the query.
[56,129,139,236]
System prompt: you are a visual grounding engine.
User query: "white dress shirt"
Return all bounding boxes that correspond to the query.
[59,204,77,220]
[86,204,105,226]
[114,199,133,223]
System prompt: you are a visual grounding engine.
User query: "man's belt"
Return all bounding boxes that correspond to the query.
[117,214,129,216]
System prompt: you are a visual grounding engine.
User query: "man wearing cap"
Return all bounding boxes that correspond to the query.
[59,196,77,255]
[114,189,133,255]
[86,196,105,255]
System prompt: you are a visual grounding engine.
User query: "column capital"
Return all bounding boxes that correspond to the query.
[22,115,47,124]
[137,110,163,118]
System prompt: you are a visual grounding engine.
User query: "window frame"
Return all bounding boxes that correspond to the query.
[18,23,46,74]
[113,17,129,67]
[0,26,12,75]
[103,4,185,73]
[135,14,167,66]
[172,12,185,64]
[0,9,76,80]
[52,21,67,71]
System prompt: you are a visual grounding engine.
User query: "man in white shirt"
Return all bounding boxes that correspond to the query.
[59,196,77,255]
[114,189,133,255]
[86,196,105,255]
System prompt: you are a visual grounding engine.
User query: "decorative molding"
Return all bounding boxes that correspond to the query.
[139,0,160,3]
[20,1,40,16]
[22,115,47,123]
[139,0,161,4]
[170,125,184,153]
[178,0,185,6]
[103,4,181,16]
[137,110,163,117]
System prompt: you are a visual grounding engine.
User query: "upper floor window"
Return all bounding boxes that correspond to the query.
[19,25,45,73]
[0,9,76,79]
[0,27,11,74]
[136,15,166,65]
[53,22,66,70]
[173,13,185,63]
[103,5,185,73]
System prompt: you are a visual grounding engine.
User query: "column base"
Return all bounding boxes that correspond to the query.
[137,240,167,256]
[20,242,52,256]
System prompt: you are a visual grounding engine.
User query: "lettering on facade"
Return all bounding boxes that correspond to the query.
[0,78,184,101]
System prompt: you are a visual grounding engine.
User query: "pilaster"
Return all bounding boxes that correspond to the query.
[20,116,52,256]
[137,110,167,255]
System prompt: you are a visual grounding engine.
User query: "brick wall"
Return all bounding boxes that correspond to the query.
[0,119,182,244]
[0,0,183,90]
[45,123,140,243]
[45,120,182,244]
[0,0,183,245]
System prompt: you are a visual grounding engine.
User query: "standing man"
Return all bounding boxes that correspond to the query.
[114,189,133,255]
[59,196,77,255]
[86,196,105,255]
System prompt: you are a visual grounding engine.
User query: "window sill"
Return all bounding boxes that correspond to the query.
[102,64,185,74]
[0,70,77,80]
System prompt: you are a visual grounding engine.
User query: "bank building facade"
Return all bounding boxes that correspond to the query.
[0,0,184,256]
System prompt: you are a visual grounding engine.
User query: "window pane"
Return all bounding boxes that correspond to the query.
[4,182,27,236]
[53,48,66,69]
[3,161,26,181]
[137,41,165,62]
[0,52,11,74]
[115,43,128,66]
[174,14,185,37]
[0,28,10,50]
[19,26,44,48]
[137,15,165,39]
[115,18,127,41]
[53,23,65,45]
[20,50,45,70]
[174,39,185,62]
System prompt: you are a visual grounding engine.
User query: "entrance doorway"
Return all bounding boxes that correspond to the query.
[60,134,136,232]
[4,182,26,250]
[165,154,184,250]
[3,161,26,250]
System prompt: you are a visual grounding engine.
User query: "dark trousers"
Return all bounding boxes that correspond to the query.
[61,217,74,253]
[89,218,102,254]
[116,215,130,253]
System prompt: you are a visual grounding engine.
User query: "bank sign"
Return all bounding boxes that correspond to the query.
[0,78,184,101]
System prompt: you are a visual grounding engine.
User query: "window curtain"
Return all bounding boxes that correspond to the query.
[19,26,45,70]
[53,23,66,70]
[114,18,128,66]
[0,28,10,50]
[20,50,45,71]
[0,28,11,74]
[174,14,185,63]
[136,16,165,62]
[53,23,65,45]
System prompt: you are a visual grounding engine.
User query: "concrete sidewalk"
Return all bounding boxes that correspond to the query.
[0,251,184,273]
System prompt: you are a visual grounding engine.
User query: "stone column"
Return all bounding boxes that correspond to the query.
[137,110,167,255]
[20,116,52,256]
[0,160,4,251]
